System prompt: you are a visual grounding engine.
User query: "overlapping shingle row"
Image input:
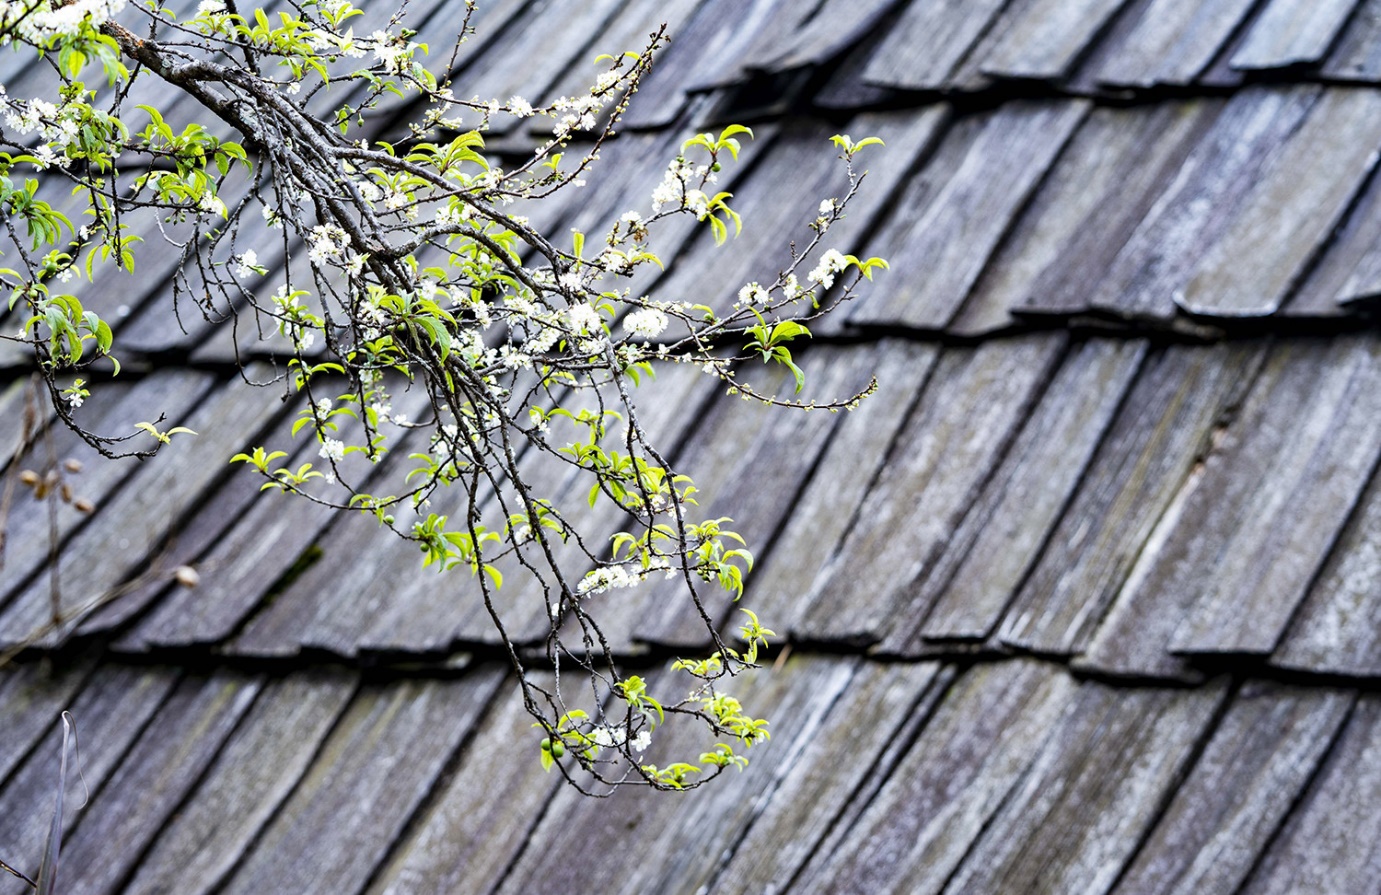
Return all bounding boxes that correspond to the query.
[3,2,1381,893]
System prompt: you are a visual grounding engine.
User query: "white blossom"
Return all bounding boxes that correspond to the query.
[318,438,345,463]
[622,308,667,340]
[738,282,769,306]
[233,250,259,279]
[565,302,601,335]
[807,248,848,290]
[577,564,637,596]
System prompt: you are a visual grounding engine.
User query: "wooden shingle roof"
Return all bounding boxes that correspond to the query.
[5,2,1381,893]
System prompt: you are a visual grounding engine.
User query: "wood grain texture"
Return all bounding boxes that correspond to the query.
[1088,86,1321,321]
[1321,0,1381,80]
[217,669,504,895]
[0,368,287,647]
[368,673,560,895]
[941,678,1228,895]
[1230,0,1360,69]
[495,654,859,895]
[0,665,178,876]
[794,334,1065,645]
[861,0,1006,90]
[708,661,947,895]
[746,341,940,635]
[655,107,948,326]
[970,0,1129,80]
[1169,336,1381,654]
[59,670,264,895]
[1113,681,1354,895]
[901,339,1147,647]
[0,370,215,637]
[1083,0,1256,87]
[0,657,94,785]
[1238,694,1381,894]
[1079,338,1381,677]
[801,660,1080,895]
[1006,101,1218,319]
[1272,464,1381,676]
[1282,141,1381,315]
[849,101,1088,330]
[1177,88,1381,316]
[632,344,896,648]
[123,671,357,895]
[1001,343,1264,656]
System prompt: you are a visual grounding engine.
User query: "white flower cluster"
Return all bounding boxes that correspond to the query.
[622,307,667,340]
[808,248,848,290]
[650,156,716,217]
[577,564,638,596]
[589,725,652,753]
[308,224,349,263]
[550,90,607,136]
[2,94,86,169]
[565,302,601,336]
[367,29,417,74]
[318,437,345,463]
[0,0,125,42]
[233,250,259,279]
[737,282,770,306]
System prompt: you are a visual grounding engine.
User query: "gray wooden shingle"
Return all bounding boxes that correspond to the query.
[449,0,626,135]
[229,363,711,657]
[1283,151,1381,315]
[941,677,1228,894]
[0,657,94,786]
[369,674,560,895]
[1088,86,1321,321]
[860,0,1007,91]
[1238,694,1381,894]
[0,369,286,647]
[216,670,504,895]
[897,338,1147,648]
[849,101,1088,330]
[530,0,702,133]
[800,659,1080,894]
[0,665,179,876]
[60,671,264,895]
[1113,681,1354,895]
[745,341,940,636]
[0,370,215,640]
[621,0,790,130]
[1175,87,1381,316]
[980,101,1217,324]
[1321,0,1381,81]
[794,334,1065,645]
[1230,0,1360,70]
[495,655,859,895]
[1001,343,1264,656]
[707,661,948,895]
[123,671,357,895]
[633,344,896,648]
[1169,336,1381,655]
[652,107,949,328]
[1082,0,1257,88]
[1271,464,1381,676]
[1079,337,1381,676]
[970,0,1130,81]
[746,0,898,74]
